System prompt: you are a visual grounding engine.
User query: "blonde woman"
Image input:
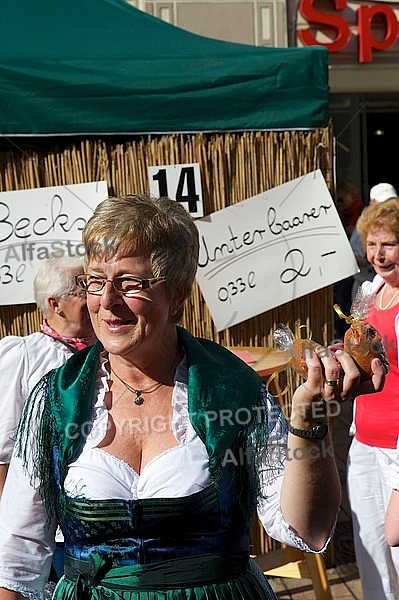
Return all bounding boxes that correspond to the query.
[347,198,399,600]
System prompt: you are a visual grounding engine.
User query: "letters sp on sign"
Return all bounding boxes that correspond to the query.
[195,171,359,332]
[298,0,399,63]
[0,181,108,306]
[148,163,204,218]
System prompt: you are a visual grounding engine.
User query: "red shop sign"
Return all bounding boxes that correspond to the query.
[298,0,399,62]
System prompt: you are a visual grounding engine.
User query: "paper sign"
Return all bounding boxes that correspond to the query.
[0,181,108,306]
[195,170,358,331]
[148,163,204,217]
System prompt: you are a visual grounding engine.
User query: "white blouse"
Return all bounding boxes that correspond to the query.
[0,354,318,600]
[0,333,73,464]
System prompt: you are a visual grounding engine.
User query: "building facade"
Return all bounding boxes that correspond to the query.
[127,0,287,47]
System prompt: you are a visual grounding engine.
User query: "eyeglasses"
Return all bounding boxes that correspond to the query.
[75,274,167,297]
[67,290,87,299]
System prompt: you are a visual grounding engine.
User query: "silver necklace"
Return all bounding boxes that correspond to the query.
[110,367,163,405]
[110,347,180,406]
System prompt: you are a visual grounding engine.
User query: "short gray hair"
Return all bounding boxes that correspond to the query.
[82,194,199,323]
[33,256,84,315]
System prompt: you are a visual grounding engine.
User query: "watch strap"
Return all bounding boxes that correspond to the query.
[287,421,328,440]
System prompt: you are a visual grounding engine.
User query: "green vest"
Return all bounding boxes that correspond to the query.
[16,327,270,520]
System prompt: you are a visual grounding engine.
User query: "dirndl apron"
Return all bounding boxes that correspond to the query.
[55,483,277,600]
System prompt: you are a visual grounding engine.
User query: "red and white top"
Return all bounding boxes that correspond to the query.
[355,277,399,449]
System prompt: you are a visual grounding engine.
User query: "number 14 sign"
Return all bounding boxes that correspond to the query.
[148,163,204,218]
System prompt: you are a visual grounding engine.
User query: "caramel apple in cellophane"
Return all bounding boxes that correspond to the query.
[335,289,389,380]
[273,323,320,378]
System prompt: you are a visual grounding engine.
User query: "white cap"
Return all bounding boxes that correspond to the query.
[369,182,398,203]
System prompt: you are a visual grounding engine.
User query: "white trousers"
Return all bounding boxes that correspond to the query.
[347,438,399,600]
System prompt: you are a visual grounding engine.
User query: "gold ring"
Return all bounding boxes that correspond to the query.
[326,379,339,387]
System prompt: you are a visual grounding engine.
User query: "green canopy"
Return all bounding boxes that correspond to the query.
[0,0,329,135]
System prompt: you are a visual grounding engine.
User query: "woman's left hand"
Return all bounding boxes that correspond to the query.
[291,344,386,419]
[332,347,386,401]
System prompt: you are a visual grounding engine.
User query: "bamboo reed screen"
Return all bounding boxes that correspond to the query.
[0,128,334,360]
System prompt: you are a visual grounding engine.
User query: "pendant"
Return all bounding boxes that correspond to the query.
[134,391,144,406]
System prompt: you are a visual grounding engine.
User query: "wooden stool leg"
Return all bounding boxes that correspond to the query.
[304,553,333,600]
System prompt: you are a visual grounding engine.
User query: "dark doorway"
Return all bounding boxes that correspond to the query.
[367,111,399,195]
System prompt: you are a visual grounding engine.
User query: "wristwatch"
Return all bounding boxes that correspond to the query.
[287,422,329,440]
